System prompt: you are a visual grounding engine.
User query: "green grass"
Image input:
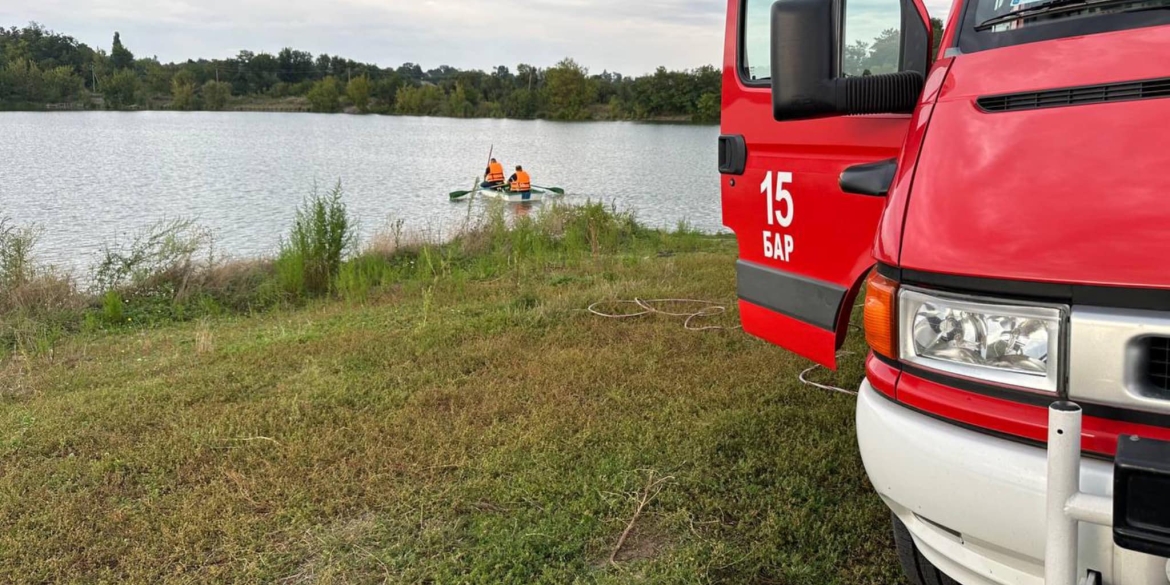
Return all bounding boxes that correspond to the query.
[0,227,902,584]
[0,201,900,583]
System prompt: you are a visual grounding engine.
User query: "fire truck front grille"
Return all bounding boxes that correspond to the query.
[1147,337,1170,396]
[977,77,1170,113]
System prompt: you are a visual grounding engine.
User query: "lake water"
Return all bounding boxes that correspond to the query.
[0,112,722,273]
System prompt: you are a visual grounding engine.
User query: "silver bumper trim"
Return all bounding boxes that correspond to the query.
[1070,307,1170,415]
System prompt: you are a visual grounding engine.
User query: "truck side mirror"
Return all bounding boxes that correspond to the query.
[771,0,927,121]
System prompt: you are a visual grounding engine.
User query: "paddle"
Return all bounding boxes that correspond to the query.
[480,144,494,190]
[533,185,565,195]
[451,145,495,201]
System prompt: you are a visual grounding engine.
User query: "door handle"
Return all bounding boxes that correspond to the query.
[839,158,897,197]
[718,135,747,175]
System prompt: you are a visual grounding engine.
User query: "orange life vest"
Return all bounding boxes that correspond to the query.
[511,170,531,192]
[486,162,505,183]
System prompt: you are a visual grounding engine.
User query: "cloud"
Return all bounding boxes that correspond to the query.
[3,0,724,74]
[927,0,955,21]
[2,0,951,75]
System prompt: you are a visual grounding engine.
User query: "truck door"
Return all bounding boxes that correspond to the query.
[719,0,933,368]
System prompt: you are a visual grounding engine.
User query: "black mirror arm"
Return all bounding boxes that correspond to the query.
[834,71,925,115]
[840,158,898,197]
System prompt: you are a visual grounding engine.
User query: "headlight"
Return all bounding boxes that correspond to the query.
[899,288,1064,393]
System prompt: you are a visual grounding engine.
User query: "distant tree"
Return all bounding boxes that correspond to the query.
[931,17,945,57]
[277,48,314,83]
[865,28,901,75]
[843,40,870,77]
[171,69,196,110]
[142,60,172,94]
[395,84,445,116]
[687,65,721,116]
[476,65,508,102]
[694,92,720,124]
[307,76,341,112]
[88,51,112,92]
[110,32,134,71]
[605,96,626,120]
[446,83,473,118]
[315,53,333,78]
[427,65,459,81]
[453,71,483,104]
[244,52,279,94]
[394,85,419,114]
[103,69,139,108]
[0,59,44,103]
[475,100,504,118]
[396,63,424,82]
[202,80,231,110]
[346,75,371,112]
[543,58,596,120]
[41,66,85,102]
[503,87,540,119]
[371,74,402,110]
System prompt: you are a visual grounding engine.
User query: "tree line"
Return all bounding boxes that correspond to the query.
[0,21,944,121]
[0,23,721,122]
[845,18,945,77]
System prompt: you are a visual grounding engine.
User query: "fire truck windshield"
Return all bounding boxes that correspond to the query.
[974,0,1169,31]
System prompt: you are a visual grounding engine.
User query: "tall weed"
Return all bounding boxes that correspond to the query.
[0,218,84,356]
[0,218,41,290]
[92,217,215,300]
[365,217,408,257]
[277,181,356,298]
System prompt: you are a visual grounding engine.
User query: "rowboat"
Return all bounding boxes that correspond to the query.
[449,182,565,203]
[477,185,559,203]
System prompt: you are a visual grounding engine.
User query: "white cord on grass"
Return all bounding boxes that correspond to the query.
[587,298,740,332]
[588,300,859,397]
[798,351,858,396]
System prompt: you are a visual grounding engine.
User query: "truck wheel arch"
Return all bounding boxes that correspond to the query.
[892,513,960,585]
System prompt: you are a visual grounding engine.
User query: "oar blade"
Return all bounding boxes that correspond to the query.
[533,185,565,195]
[449,190,473,200]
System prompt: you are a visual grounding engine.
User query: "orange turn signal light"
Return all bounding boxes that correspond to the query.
[864,271,898,360]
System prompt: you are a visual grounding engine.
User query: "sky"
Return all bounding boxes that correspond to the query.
[2,0,953,75]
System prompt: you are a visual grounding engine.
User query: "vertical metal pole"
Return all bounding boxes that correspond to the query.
[1047,401,1083,585]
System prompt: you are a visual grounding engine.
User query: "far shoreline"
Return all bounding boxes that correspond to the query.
[0,105,717,125]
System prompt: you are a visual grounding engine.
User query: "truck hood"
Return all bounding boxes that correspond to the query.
[900,25,1170,289]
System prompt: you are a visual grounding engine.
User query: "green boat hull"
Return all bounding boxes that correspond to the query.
[451,185,558,203]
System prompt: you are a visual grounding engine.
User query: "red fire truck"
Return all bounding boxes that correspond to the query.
[719,0,1170,582]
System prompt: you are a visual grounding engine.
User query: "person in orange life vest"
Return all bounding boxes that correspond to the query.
[483,158,506,189]
[508,165,532,199]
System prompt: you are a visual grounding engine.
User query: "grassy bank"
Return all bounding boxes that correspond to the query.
[0,196,897,583]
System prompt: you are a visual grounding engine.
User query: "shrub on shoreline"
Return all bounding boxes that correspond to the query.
[0,188,716,357]
[0,220,86,353]
[276,181,356,298]
[0,219,40,292]
[93,218,216,299]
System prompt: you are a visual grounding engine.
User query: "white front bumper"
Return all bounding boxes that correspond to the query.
[856,381,1169,585]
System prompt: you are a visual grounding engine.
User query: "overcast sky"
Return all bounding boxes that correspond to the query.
[3,0,952,75]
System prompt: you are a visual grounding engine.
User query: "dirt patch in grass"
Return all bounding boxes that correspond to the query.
[607,525,671,564]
